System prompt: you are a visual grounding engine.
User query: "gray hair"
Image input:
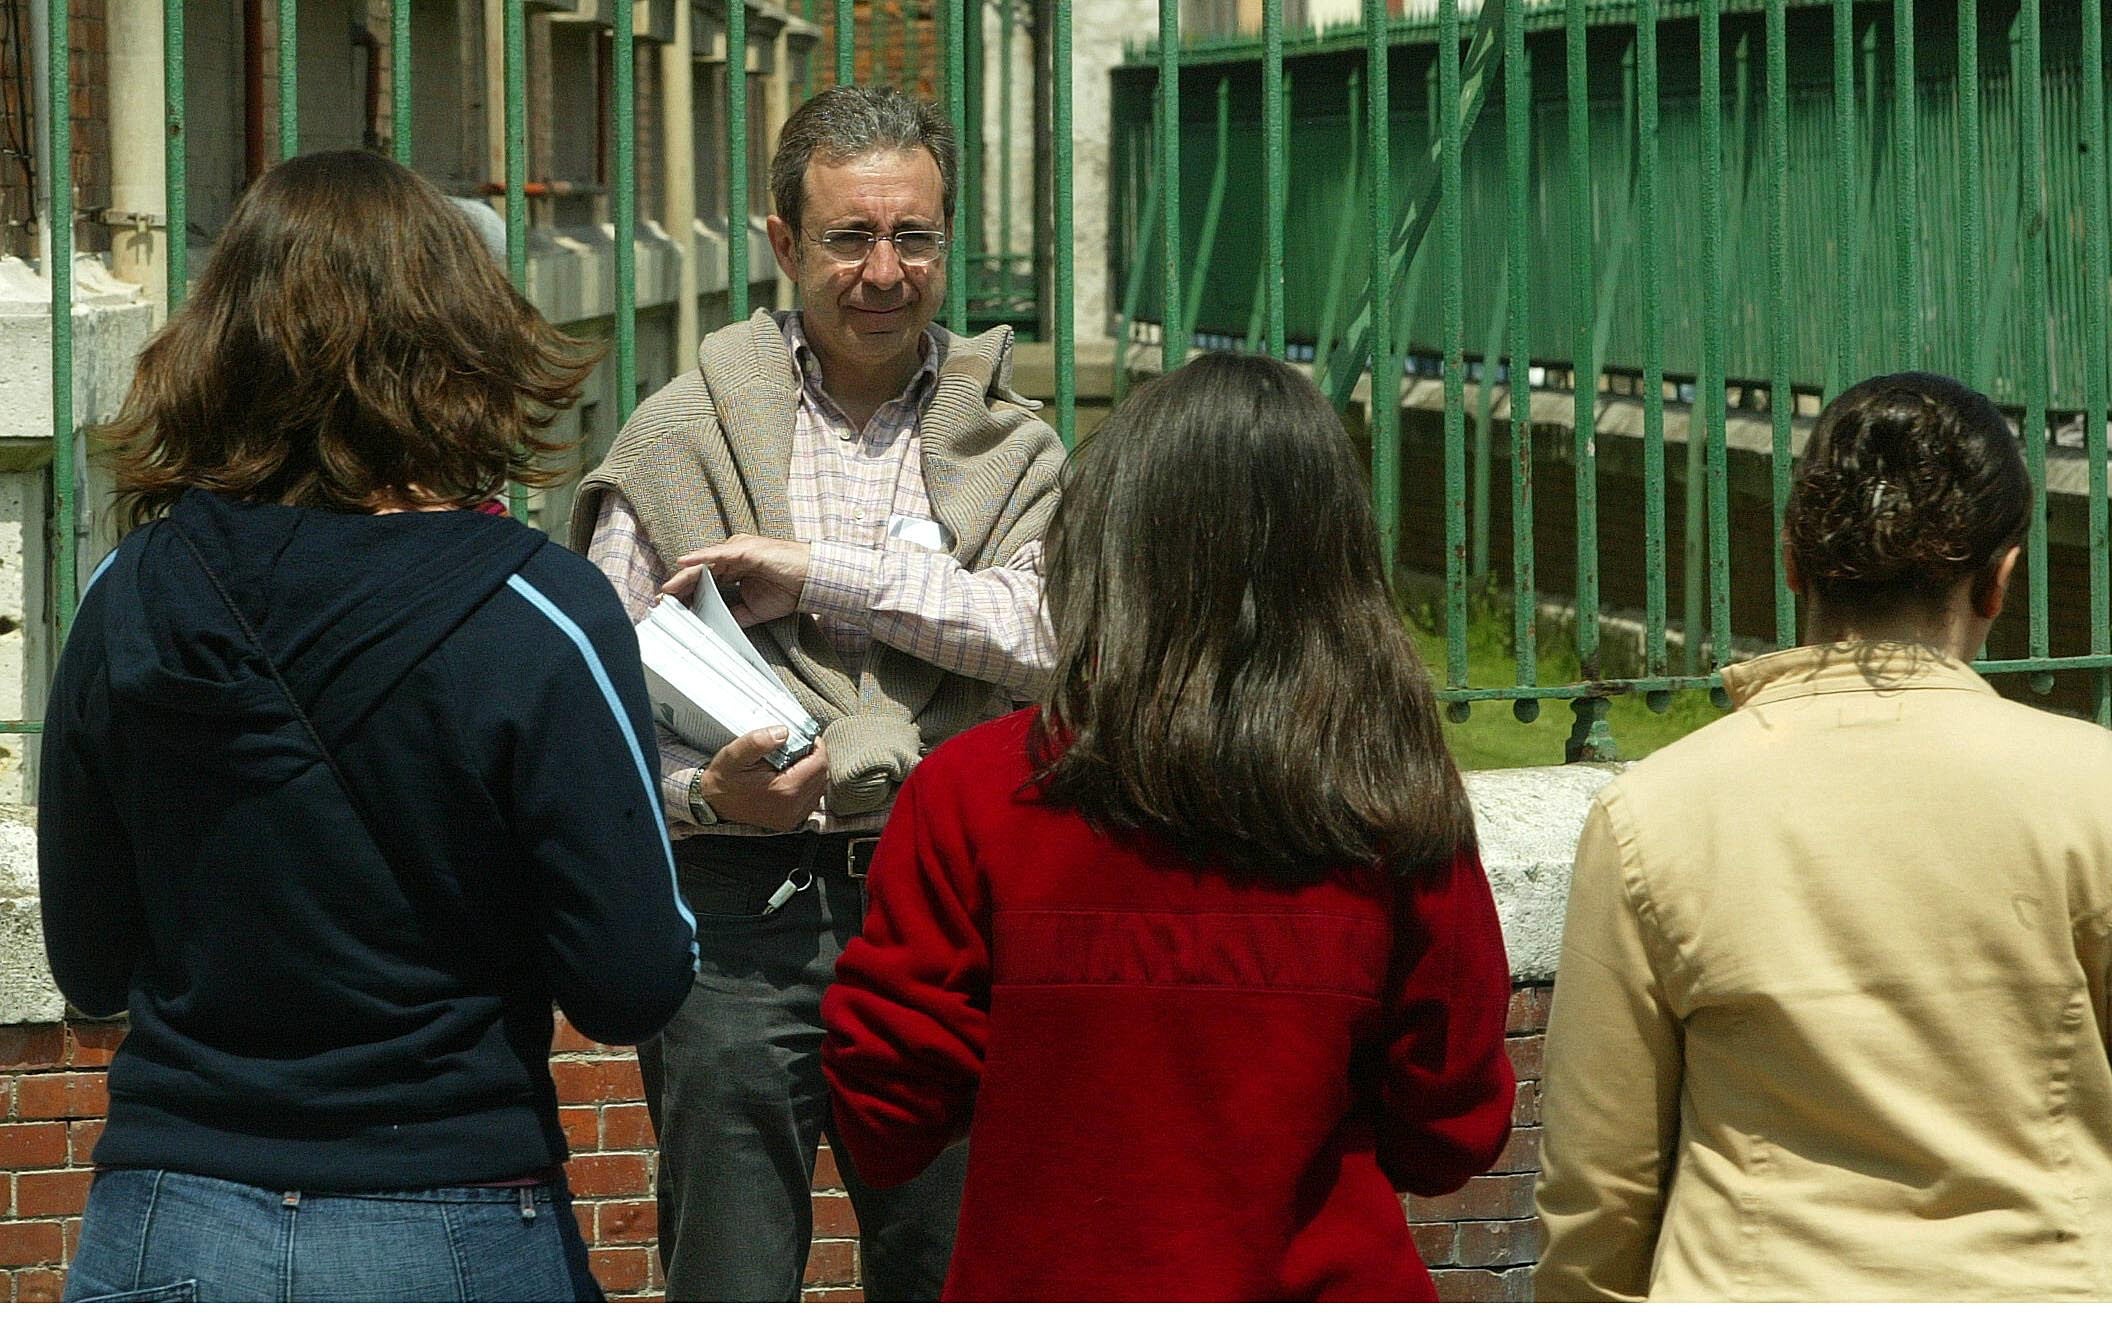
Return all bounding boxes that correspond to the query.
[769,85,958,236]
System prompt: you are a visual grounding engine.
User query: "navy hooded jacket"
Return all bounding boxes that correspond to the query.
[36,490,697,1191]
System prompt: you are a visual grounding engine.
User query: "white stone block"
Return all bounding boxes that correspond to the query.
[0,804,58,1024]
[1464,763,1625,982]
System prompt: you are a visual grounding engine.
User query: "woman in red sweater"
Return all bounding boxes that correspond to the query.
[821,353,1514,1301]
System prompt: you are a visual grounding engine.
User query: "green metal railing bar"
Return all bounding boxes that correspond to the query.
[1367,0,1400,577]
[504,3,527,288]
[838,0,855,86]
[906,0,921,89]
[1263,0,1286,359]
[946,0,966,330]
[999,0,1013,317]
[615,12,637,419]
[1640,0,1667,686]
[1700,0,1729,674]
[391,0,411,165]
[2084,0,2110,726]
[1441,0,1468,716]
[1158,0,1181,369]
[731,0,750,322]
[1054,0,1074,447]
[50,0,75,634]
[164,0,187,308]
[1504,0,1535,718]
[2019,0,2050,694]
[504,0,526,518]
[873,0,888,83]
[1315,0,1506,412]
[1830,0,1855,395]
[1444,675,1724,703]
[278,0,297,158]
[1566,0,1611,758]
[1958,0,1981,385]
[1892,0,1916,367]
[1436,0,1469,709]
[1766,0,1792,647]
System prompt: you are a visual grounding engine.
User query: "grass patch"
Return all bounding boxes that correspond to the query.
[1404,590,1726,771]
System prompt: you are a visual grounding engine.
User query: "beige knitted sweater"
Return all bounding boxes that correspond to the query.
[570,309,1064,816]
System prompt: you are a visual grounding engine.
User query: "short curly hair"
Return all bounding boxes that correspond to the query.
[1783,372,2029,612]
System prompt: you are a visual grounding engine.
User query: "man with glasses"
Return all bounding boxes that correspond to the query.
[570,85,1063,1302]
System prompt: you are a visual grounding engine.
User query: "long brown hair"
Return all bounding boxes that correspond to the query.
[103,150,598,528]
[1031,353,1475,880]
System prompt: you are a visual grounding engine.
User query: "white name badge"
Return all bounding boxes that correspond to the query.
[886,514,949,552]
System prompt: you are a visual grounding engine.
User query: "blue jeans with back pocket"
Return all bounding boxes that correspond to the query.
[64,1169,602,1302]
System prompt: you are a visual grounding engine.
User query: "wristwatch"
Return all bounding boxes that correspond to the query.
[686,769,720,826]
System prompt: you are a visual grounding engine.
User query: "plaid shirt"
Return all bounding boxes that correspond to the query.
[586,314,1052,836]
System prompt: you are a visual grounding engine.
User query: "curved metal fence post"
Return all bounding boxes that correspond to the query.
[1180,77,1229,348]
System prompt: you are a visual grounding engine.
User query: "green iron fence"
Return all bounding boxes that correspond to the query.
[30,0,2112,759]
[1107,0,2112,752]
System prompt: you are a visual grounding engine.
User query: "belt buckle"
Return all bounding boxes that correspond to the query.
[846,836,882,880]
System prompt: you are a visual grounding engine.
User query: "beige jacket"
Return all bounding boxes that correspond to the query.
[1536,643,2112,1301]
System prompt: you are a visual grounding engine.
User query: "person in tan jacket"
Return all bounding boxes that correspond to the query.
[1535,372,2112,1301]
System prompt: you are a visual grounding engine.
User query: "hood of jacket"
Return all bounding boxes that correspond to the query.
[98,489,550,750]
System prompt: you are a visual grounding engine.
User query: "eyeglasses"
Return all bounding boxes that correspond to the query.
[808,228,950,266]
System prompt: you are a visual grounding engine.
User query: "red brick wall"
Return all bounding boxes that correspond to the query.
[2,983,1552,1303]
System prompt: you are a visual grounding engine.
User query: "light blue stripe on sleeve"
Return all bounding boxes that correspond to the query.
[506,573,699,973]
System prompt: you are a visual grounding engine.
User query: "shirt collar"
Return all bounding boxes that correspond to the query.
[781,310,945,415]
[1720,641,1999,710]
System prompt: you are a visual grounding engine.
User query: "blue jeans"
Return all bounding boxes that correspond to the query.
[64,1169,602,1302]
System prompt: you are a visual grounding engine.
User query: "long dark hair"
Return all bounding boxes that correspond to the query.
[102,150,598,528]
[1030,353,1475,880]
[1783,372,2029,614]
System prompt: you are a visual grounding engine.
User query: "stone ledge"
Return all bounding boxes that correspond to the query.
[0,767,1612,1023]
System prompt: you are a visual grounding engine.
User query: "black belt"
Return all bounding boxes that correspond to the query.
[819,833,883,880]
[674,830,882,882]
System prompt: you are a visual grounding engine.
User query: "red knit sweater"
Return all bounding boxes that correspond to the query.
[821,709,1515,1301]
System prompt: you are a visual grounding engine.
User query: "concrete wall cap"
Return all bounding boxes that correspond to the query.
[0,765,1616,1022]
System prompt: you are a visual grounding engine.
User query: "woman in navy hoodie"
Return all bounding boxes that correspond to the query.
[39,150,699,1302]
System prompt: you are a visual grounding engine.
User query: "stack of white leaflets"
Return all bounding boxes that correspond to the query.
[635,573,820,771]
